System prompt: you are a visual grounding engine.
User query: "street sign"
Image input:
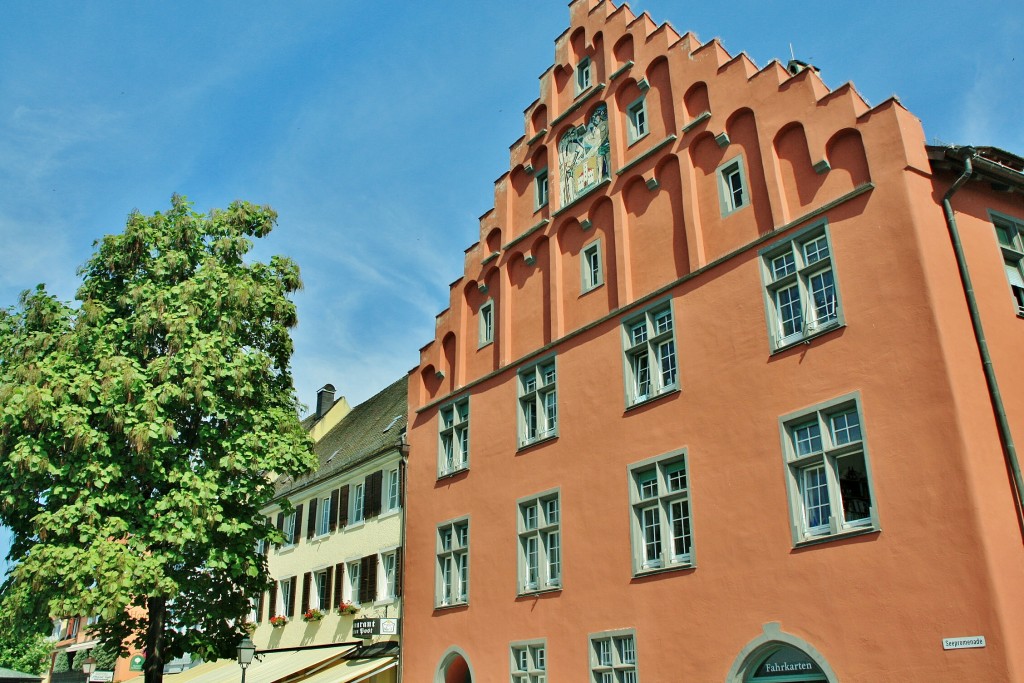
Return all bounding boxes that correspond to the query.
[90,672,113,682]
[943,636,986,650]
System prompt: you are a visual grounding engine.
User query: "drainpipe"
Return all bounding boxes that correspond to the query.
[941,149,1024,540]
[396,440,410,683]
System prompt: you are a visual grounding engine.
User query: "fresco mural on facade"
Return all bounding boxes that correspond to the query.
[559,103,610,207]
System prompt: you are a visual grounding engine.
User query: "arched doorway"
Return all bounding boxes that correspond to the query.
[745,644,827,682]
[726,623,838,683]
[436,648,473,683]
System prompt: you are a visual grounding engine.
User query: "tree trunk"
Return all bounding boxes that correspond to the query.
[143,596,166,683]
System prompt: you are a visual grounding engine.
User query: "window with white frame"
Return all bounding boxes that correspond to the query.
[439,398,470,476]
[517,492,561,593]
[510,641,547,683]
[385,467,400,511]
[760,223,841,349]
[626,97,648,143]
[590,629,637,683]
[436,519,469,607]
[518,360,557,447]
[622,302,678,406]
[279,577,294,617]
[316,495,331,536]
[381,551,397,600]
[315,569,329,610]
[629,451,692,574]
[780,396,877,543]
[282,512,296,546]
[992,213,1024,314]
[582,240,603,292]
[350,482,365,524]
[535,169,549,209]
[347,560,361,604]
[718,157,749,215]
[576,57,592,94]
[479,299,494,346]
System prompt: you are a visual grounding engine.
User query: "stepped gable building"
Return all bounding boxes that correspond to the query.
[247,377,408,683]
[402,0,1024,681]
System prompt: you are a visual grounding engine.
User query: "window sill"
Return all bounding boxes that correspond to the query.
[477,339,493,350]
[625,386,680,412]
[632,561,694,579]
[345,520,365,531]
[433,601,468,612]
[437,466,469,481]
[627,131,650,148]
[378,508,400,521]
[517,433,558,452]
[793,525,879,549]
[772,321,844,354]
[277,544,296,555]
[516,586,562,599]
[374,598,397,608]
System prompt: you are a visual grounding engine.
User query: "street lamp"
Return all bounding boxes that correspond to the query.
[237,637,256,683]
[81,656,97,682]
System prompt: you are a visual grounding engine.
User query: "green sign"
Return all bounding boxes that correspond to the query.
[129,655,145,672]
[751,646,824,680]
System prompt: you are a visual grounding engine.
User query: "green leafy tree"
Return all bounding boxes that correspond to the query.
[0,629,52,675]
[0,196,316,683]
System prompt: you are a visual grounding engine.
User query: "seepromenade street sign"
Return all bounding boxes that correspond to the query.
[942,636,986,650]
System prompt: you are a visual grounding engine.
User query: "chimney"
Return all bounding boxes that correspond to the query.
[316,384,336,419]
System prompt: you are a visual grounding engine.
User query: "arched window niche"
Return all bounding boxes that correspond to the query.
[435,647,474,683]
[726,623,838,683]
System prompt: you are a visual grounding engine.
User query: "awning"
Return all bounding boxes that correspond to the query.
[280,657,396,683]
[165,646,352,683]
[66,641,100,652]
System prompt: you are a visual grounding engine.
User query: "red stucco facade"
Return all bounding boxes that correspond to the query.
[403,1,1024,681]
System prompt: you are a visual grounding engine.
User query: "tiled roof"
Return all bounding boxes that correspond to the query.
[274,376,408,499]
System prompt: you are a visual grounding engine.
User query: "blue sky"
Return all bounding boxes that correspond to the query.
[0,0,1020,575]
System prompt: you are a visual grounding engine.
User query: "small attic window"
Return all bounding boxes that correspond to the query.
[383,415,402,433]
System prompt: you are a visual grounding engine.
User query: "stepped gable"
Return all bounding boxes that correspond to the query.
[276,376,407,497]
[412,0,931,408]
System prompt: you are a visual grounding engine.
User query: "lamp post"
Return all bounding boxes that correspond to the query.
[237,637,256,683]
[81,656,97,683]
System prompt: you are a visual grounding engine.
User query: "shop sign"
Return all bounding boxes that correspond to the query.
[129,655,145,672]
[751,645,824,679]
[352,618,400,640]
[89,672,113,682]
[943,636,985,650]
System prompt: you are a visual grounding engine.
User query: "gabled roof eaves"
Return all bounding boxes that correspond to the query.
[274,376,408,500]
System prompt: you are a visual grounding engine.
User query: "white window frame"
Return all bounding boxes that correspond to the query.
[581,239,604,293]
[535,169,549,209]
[385,467,400,511]
[621,300,679,407]
[314,568,329,611]
[315,495,331,536]
[347,560,361,605]
[517,491,561,594]
[438,397,470,477]
[717,156,749,216]
[990,211,1024,315]
[779,394,878,545]
[626,97,648,144]
[282,511,296,546]
[628,450,693,575]
[759,221,842,350]
[576,57,593,95]
[380,551,397,601]
[510,639,547,683]
[589,629,638,683]
[436,518,469,607]
[518,358,558,447]
[350,482,365,525]
[278,577,293,616]
[479,299,494,347]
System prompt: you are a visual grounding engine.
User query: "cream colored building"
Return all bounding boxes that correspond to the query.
[249,377,407,683]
